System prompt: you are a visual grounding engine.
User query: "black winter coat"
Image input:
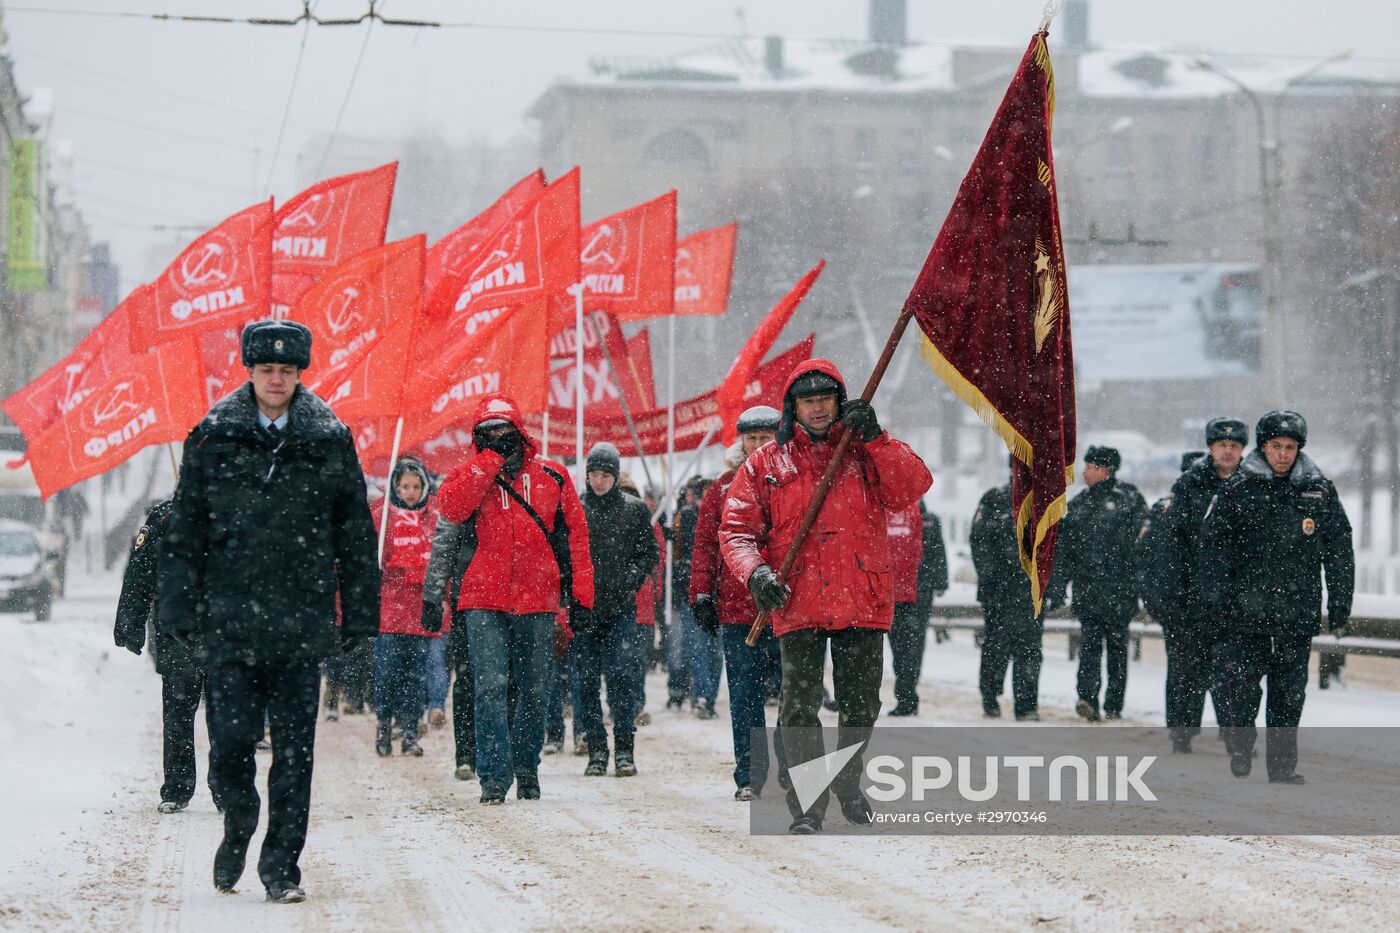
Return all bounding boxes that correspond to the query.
[1136,497,1183,626]
[113,499,203,678]
[1197,449,1353,636]
[158,383,381,664]
[1056,476,1147,619]
[970,485,1034,617]
[583,485,660,619]
[914,509,949,619]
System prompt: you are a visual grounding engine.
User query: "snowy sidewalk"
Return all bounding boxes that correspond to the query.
[2,572,1398,931]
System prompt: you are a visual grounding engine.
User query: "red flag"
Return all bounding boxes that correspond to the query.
[272,163,396,279]
[134,200,273,345]
[301,238,425,422]
[27,338,208,498]
[425,170,547,298]
[905,32,1075,613]
[547,311,655,415]
[291,236,425,382]
[674,222,736,317]
[527,335,814,459]
[422,168,580,324]
[552,190,677,327]
[716,261,825,444]
[197,324,245,405]
[3,286,146,442]
[399,299,549,446]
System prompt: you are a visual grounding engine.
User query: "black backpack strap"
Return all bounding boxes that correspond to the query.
[495,469,574,603]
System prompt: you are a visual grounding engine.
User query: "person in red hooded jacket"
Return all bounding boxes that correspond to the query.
[691,404,789,801]
[369,456,446,758]
[720,359,932,834]
[431,394,594,805]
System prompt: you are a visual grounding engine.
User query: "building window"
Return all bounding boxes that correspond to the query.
[894,132,922,173]
[855,127,878,171]
[641,129,711,168]
[806,126,834,166]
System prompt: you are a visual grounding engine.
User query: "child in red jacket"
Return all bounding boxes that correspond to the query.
[371,457,448,757]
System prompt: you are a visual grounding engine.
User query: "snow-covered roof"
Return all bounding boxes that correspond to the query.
[582,37,955,93]
[566,37,1400,100]
[1077,49,1400,98]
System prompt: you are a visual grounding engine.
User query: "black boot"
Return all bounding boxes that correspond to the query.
[213,837,247,893]
[517,774,541,799]
[585,742,609,777]
[615,735,637,777]
[839,792,873,824]
[982,697,1002,718]
[375,721,392,757]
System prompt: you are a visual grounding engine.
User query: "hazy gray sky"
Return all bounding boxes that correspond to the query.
[7,0,1398,289]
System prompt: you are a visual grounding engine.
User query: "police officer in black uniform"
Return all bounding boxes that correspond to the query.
[1197,411,1353,783]
[1055,446,1147,721]
[1156,420,1247,751]
[970,481,1043,720]
[160,320,380,903]
[113,497,220,814]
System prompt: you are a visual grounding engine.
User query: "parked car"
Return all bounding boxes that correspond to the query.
[0,520,55,620]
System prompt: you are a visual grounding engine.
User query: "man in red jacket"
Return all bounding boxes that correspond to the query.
[691,404,787,801]
[433,394,594,805]
[721,360,932,834]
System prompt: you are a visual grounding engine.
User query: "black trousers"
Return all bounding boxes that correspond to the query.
[887,602,928,708]
[1218,632,1312,779]
[160,669,218,806]
[1076,608,1133,715]
[1163,621,1224,736]
[207,657,321,888]
[978,606,1043,717]
[778,627,884,822]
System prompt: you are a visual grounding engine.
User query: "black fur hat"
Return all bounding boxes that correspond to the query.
[241,319,312,370]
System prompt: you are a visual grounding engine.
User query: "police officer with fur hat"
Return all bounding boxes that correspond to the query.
[1198,411,1353,784]
[160,319,380,902]
[1054,445,1147,721]
[1149,418,1248,752]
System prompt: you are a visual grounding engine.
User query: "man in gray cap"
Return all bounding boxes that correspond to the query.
[1054,445,1147,722]
[160,319,380,903]
[576,442,659,777]
[690,405,789,800]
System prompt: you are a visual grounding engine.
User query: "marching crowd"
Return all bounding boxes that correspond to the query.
[110,319,1354,902]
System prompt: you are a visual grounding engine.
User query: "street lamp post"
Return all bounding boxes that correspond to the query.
[1193,51,1352,406]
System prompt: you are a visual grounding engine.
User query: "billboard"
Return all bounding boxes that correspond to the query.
[1068,264,1260,382]
[8,138,46,293]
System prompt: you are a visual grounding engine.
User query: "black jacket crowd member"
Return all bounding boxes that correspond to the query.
[1198,411,1353,783]
[160,320,380,903]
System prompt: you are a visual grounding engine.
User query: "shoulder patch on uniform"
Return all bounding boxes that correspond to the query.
[133,527,150,551]
[1300,490,1324,499]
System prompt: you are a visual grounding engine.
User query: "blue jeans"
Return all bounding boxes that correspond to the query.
[373,634,428,736]
[574,613,645,746]
[721,624,786,790]
[682,603,721,706]
[464,609,554,791]
[426,636,449,712]
[665,604,690,702]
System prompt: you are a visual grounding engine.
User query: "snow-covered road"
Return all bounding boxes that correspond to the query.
[2,571,1398,931]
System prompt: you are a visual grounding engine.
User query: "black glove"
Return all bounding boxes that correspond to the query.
[748,566,790,613]
[1328,618,1350,638]
[340,631,367,655]
[168,631,196,652]
[840,399,882,442]
[693,595,720,636]
[421,599,444,634]
[552,621,570,660]
[569,601,595,634]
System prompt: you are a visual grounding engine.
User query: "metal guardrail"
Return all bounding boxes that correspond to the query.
[929,607,1400,659]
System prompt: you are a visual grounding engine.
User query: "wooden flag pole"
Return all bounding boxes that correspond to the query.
[744,305,916,647]
[377,415,405,566]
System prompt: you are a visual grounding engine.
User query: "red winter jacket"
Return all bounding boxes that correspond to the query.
[690,469,761,626]
[636,523,663,626]
[435,395,594,616]
[886,502,925,604]
[719,358,932,637]
[370,495,449,637]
